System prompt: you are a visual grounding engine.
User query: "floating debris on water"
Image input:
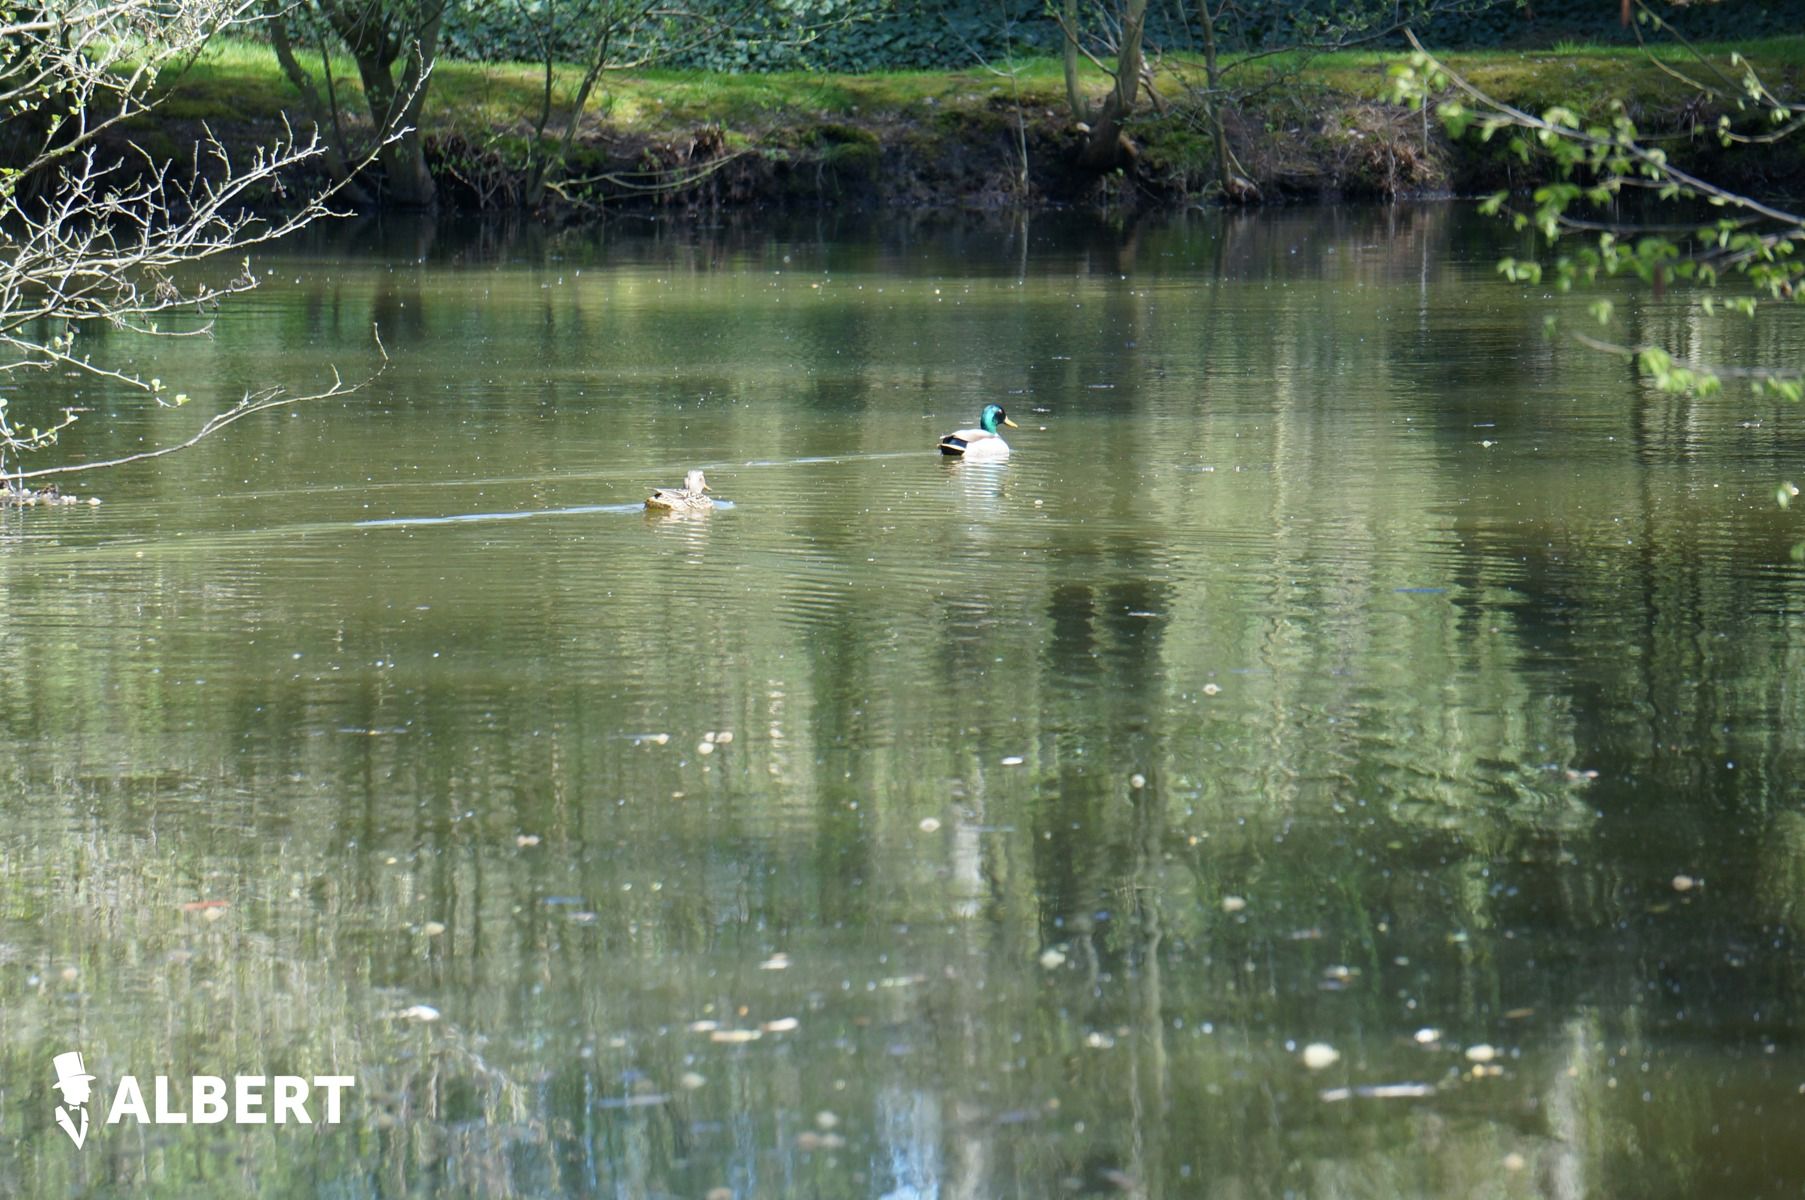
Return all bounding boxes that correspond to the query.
[1129,773,1146,789]
[1001,756,1025,766]
[1465,1043,1499,1063]
[711,1029,762,1044]
[759,953,791,971]
[1672,874,1699,892]
[1202,683,1222,696]
[1320,1082,1435,1102]
[918,817,942,833]
[1039,947,1068,969]
[421,921,446,937]
[680,1072,707,1090]
[398,1005,441,1023]
[2,485,96,508]
[596,1093,670,1109]
[516,834,541,848]
[1300,1043,1341,1070]
[1413,1028,1442,1045]
[1221,896,1247,913]
[1320,965,1358,989]
[761,1017,800,1033]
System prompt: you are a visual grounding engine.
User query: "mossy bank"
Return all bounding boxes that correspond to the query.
[129,37,1805,214]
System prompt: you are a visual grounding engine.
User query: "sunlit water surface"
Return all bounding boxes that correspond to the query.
[4,206,1805,1198]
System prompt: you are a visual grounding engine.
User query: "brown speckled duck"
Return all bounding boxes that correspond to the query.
[646,469,714,513]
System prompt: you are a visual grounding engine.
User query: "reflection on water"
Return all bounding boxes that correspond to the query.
[3,206,1805,1198]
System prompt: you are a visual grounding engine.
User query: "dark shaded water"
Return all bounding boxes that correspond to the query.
[4,205,1805,1198]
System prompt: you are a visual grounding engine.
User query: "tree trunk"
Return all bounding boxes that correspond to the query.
[1077,0,1148,171]
[525,27,615,210]
[267,5,373,206]
[351,52,435,208]
[1196,0,1255,201]
[1061,0,1089,125]
[388,0,442,208]
[322,0,441,209]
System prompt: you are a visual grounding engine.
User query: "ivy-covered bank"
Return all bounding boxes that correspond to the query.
[434,0,1805,73]
[144,37,1805,213]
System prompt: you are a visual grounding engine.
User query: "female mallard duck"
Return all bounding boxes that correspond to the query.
[937,403,1018,461]
[646,469,714,513]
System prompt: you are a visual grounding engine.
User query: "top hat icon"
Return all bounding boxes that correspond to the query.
[52,1051,95,1098]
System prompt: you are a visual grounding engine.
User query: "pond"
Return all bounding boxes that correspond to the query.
[3,204,1805,1198]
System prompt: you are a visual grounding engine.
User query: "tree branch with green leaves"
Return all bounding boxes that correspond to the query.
[1390,12,1805,403]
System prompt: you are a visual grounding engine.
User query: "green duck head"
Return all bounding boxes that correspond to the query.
[980,403,1019,434]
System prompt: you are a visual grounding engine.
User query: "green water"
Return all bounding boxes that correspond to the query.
[4,205,1805,1198]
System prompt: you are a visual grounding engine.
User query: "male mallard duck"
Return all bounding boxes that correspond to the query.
[937,403,1018,461]
[646,469,714,513]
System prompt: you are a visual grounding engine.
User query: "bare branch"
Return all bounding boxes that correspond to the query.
[1,0,412,475]
[6,355,384,483]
